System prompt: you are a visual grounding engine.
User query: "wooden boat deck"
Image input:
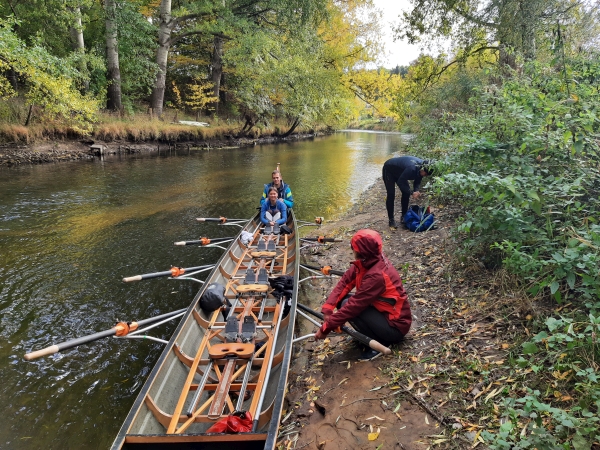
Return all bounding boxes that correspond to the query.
[112,212,299,449]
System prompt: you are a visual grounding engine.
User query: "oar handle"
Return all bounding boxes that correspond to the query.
[297,303,392,355]
[300,264,345,276]
[123,265,212,282]
[174,237,233,246]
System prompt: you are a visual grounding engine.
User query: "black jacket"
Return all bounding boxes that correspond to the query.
[383,156,424,195]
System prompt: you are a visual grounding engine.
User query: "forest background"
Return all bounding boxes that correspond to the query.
[1,0,600,448]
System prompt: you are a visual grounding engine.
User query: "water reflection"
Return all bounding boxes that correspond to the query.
[0,131,409,449]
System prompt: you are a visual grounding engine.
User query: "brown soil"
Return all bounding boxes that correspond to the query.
[287,179,533,449]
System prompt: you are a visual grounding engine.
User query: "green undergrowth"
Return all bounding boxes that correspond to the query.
[404,53,600,448]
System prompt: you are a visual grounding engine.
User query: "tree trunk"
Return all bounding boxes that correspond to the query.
[210,35,224,115]
[105,0,122,111]
[150,0,173,118]
[281,117,300,137]
[69,6,89,92]
[25,104,34,126]
[7,68,18,91]
[70,7,85,51]
[519,0,537,60]
[239,114,255,136]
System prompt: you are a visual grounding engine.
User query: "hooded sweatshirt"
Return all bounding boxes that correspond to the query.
[320,229,411,336]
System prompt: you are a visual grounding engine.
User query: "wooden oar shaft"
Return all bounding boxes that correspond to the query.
[302,237,343,243]
[297,303,392,355]
[300,264,345,276]
[123,265,213,282]
[196,217,244,223]
[24,308,187,360]
[173,237,233,246]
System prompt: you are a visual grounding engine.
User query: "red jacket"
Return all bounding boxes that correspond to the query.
[320,229,411,336]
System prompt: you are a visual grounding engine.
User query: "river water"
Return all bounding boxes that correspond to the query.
[0,131,409,449]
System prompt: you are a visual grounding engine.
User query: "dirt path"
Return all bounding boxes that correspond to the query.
[285,179,524,449]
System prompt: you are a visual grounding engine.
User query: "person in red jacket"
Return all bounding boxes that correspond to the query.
[314,229,412,360]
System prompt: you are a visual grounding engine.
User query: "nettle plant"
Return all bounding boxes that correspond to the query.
[428,58,600,306]
[482,315,600,449]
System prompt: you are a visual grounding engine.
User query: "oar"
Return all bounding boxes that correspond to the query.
[297,303,392,355]
[122,264,213,282]
[301,236,343,243]
[196,217,245,223]
[24,308,187,360]
[174,237,234,246]
[300,264,345,277]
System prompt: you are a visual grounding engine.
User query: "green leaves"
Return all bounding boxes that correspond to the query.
[0,19,98,129]
[521,342,539,354]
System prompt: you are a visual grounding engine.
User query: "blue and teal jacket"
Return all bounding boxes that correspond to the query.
[260,199,288,226]
[260,181,294,208]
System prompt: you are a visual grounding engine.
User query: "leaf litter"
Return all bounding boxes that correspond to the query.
[277,180,552,449]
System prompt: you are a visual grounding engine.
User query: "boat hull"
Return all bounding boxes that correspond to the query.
[112,212,299,449]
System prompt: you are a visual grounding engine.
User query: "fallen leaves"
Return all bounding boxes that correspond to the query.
[367,425,380,441]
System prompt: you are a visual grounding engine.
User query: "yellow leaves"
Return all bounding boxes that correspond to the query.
[343,69,404,119]
[183,77,217,112]
[484,388,501,403]
[552,370,572,380]
[553,391,573,402]
[367,425,380,441]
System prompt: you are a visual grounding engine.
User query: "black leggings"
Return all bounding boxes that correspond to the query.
[341,297,405,346]
[383,167,410,220]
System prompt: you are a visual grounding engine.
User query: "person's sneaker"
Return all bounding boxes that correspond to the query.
[400,215,405,224]
[389,219,398,229]
[358,348,382,361]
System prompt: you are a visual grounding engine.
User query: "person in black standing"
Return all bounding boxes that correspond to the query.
[382,156,434,228]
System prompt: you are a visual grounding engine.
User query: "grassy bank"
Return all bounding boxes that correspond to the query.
[346,117,400,132]
[0,109,325,145]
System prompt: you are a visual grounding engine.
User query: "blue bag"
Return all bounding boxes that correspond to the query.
[404,205,435,232]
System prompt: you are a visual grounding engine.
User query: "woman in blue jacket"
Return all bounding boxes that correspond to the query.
[260,187,287,231]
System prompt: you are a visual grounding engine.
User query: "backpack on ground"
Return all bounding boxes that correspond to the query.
[404,205,435,232]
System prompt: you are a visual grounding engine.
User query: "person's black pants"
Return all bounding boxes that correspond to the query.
[349,306,405,347]
[340,297,404,346]
[383,167,410,221]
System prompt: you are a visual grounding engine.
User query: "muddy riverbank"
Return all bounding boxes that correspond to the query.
[0,132,321,167]
[290,180,531,449]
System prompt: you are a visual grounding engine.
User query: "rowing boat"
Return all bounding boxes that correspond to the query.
[111,211,299,449]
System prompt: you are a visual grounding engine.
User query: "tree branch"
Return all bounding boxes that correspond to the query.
[415,45,499,95]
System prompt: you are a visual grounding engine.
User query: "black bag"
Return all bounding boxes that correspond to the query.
[200,283,226,312]
[279,224,292,235]
[269,276,294,316]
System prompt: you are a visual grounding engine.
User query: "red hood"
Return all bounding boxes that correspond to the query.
[350,229,383,269]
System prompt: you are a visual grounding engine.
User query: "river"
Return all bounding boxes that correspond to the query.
[0,131,410,449]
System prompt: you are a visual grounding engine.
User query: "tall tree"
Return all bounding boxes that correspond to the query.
[104,0,121,110]
[148,0,328,117]
[394,0,578,64]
